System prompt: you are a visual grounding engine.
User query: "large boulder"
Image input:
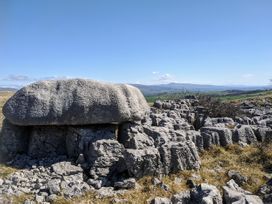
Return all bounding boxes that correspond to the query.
[3,79,149,126]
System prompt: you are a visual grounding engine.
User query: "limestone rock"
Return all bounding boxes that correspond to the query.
[200,127,233,147]
[87,139,126,179]
[3,79,149,125]
[124,147,161,178]
[233,125,257,144]
[28,126,67,158]
[159,141,200,174]
[223,180,263,204]
[0,119,29,161]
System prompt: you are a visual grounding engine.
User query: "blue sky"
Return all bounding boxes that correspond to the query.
[1,0,272,87]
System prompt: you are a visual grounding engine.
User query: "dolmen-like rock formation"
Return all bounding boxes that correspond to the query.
[0,79,200,189]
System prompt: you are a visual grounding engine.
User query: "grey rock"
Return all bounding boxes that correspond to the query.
[255,127,271,142]
[152,177,162,186]
[51,161,83,176]
[114,178,137,190]
[24,200,35,204]
[233,125,257,144]
[47,179,61,195]
[119,123,154,149]
[3,79,149,125]
[46,194,57,202]
[124,147,161,178]
[223,179,263,204]
[150,197,171,204]
[28,126,67,158]
[171,190,191,204]
[200,127,233,147]
[87,178,102,189]
[88,139,126,179]
[227,170,248,186]
[191,183,223,204]
[0,119,29,161]
[66,125,117,158]
[186,130,204,151]
[159,141,200,174]
[35,195,45,203]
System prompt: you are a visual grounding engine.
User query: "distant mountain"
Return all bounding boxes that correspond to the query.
[132,83,272,95]
[0,87,17,92]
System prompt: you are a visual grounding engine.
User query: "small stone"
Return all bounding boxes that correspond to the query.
[152,177,161,186]
[150,197,171,204]
[46,194,57,202]
[87,179,102,189]
[47,179,61,195]
[24,200,35,204]
[35,195,44,203]
[114,178,137,190]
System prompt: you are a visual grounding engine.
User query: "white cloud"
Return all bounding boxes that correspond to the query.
[152,71,159,75]
[153,73,176,83]
[3,75,33,81]
[242,73,254,78]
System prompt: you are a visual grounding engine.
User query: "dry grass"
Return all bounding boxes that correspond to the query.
[0,91,14,127]
[0,164,17,178]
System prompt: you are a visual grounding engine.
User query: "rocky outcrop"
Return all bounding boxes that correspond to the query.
[2,83,272,203]
[3,79,149,126]
[223,180,263,204]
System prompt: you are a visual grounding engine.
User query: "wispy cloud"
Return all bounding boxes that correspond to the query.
[152,72,176,83]
[152,71,159,75]
[242,73,254,78]
[3,75,33,81]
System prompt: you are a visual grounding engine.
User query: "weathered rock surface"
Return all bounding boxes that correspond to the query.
[0,119,29,161]
[2,90,272,203]
[3,79,149,125]
[170,183,222,204]
[223,180,263,204]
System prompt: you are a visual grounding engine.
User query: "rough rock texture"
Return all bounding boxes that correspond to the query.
[2,92,272,203]
[28,126,67,158]
[0,119,29,161]
[124,147,161,178]
[170,183,222,204]
[223,180,263,204]
[87,139,126,180]
[200,127,233,147]
[159,141,200,174]
[3,79,150,125]
[233,125,257,144]
[66,125,117,159]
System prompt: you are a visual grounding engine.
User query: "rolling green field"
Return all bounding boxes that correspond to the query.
[145,89,272,104]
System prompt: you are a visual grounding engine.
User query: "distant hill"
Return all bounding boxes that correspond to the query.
[132,83,272,95]
[0,87,17,92]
